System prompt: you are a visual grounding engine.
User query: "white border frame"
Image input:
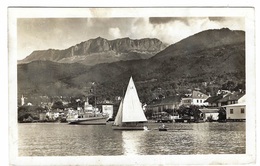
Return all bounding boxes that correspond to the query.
[5,5,257,166]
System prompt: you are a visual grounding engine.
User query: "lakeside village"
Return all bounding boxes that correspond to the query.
[18,87,246,124]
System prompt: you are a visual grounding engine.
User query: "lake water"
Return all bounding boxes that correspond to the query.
[18,122,245,156]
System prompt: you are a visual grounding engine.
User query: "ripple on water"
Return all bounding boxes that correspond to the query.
[18,122,246,156]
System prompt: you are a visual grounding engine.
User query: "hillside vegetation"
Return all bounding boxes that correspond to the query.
[18,28,245,104]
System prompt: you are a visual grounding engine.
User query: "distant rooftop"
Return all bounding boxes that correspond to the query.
[148,96,181,106]
[192,90,209,99]
[199,108,219,113]
[204,95,223,103]
[218,92,245,103]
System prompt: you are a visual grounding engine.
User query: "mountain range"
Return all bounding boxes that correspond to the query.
[18,28,245,104]
[19,37,167,66]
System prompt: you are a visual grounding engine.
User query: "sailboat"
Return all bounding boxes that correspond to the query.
[112,77,148,130]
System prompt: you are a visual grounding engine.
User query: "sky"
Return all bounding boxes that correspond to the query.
[17,17,245,60]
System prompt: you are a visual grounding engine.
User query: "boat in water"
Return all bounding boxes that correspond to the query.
[158,124,168,131]
[112,77,148,130]
[66,98,109,125]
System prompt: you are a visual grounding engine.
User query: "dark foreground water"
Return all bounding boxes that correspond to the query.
[18,122,245,156]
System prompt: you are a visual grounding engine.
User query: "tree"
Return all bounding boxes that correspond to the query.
[177,105,190,117]
[190,105,201,122]
[51,101,64,110]
[218,107,226,122]
[164,109,174,116]
[145,110,153,119]
[234,82,245,91]
[170,82,177,89]
[222,81,236,91]
[177,105,202,122]
[68,97,85,109]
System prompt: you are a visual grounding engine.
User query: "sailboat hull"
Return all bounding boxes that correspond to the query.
[67,116,108,125]
[159,127,168,131]
[112,126,147,130]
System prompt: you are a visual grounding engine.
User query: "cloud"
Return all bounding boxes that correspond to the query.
[17,17,245,60]
[109,27,121,38]
[149,17,175,24]
[206,17,245,31]
[208,17,227,22]
[149,17,190,25]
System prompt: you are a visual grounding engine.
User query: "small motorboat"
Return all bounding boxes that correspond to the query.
[159,127,168,131]
[159,124,168,131]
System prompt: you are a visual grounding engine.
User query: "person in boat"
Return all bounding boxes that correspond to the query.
[162,123,165,128]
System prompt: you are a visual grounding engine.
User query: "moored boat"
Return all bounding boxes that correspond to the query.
[112,77,148,130]
[66,99,109,125]
[158,127,168,131]
[158,124,168,131]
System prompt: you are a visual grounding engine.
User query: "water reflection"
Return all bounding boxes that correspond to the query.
[122,131,141,155]
[192,123,210,154]
[18,122,245,156]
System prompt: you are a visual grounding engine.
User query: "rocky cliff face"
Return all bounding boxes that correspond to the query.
[19,37,167,66]
[73,37,166,54]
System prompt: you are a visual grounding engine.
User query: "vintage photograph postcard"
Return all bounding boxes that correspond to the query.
[8,7,255,165]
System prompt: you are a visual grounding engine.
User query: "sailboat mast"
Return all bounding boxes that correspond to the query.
[92,82,96,111]
[122,86,125,99]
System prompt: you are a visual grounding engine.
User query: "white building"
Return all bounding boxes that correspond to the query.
[223,94,246,121]
[199,108,219,121]
[102,104,113,119]
[180,90,209,106]
[21,95,25,106]
[225,104,245,120]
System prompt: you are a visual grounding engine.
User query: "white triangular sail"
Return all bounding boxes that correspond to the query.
[122,77,147,122]
[113,99,123,125]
